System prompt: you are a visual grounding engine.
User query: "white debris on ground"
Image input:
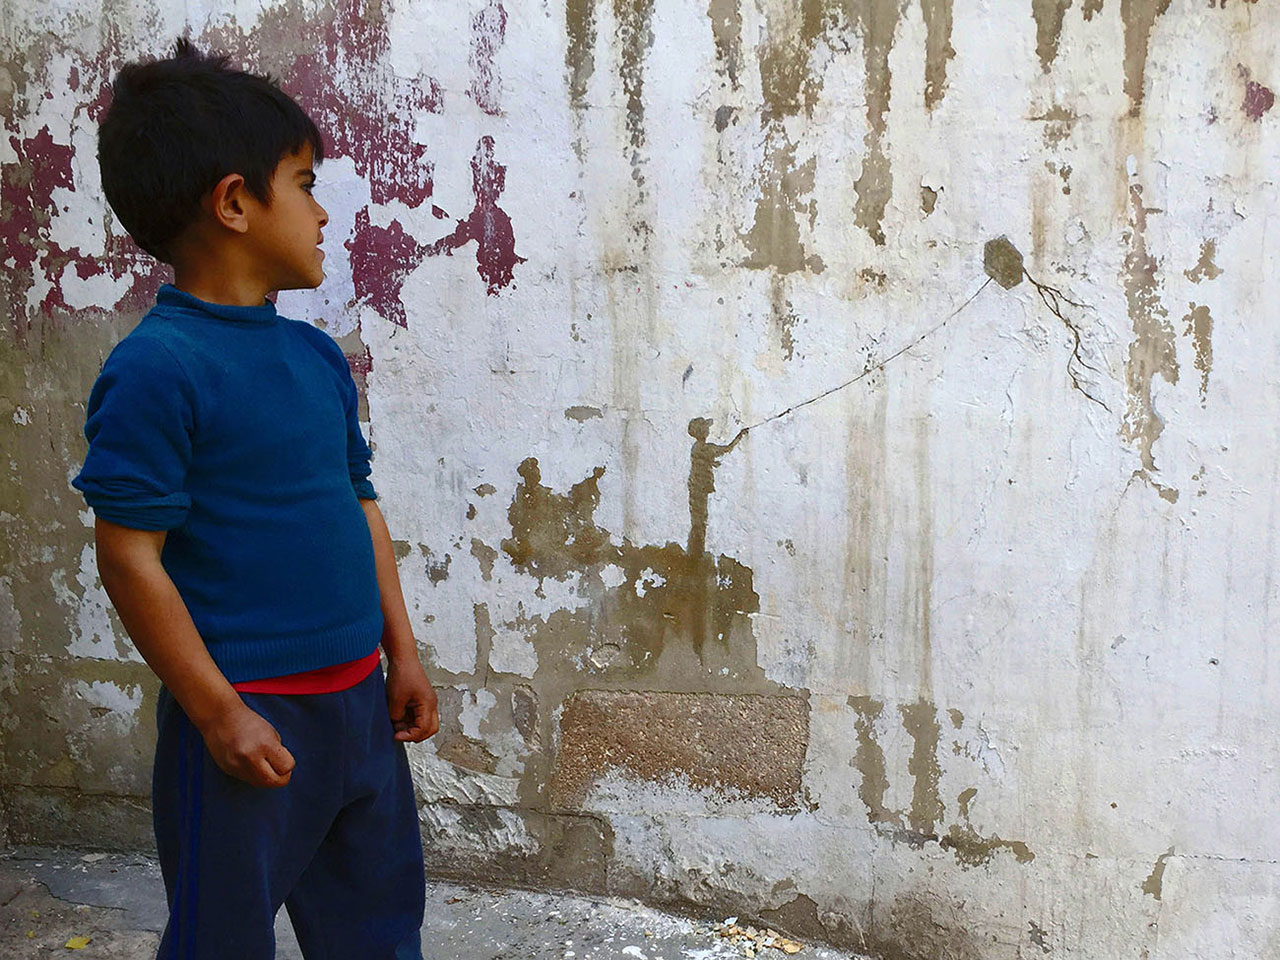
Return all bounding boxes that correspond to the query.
[712,916,805,956]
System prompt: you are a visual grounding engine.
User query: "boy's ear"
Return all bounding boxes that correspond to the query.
[208,172,251,235]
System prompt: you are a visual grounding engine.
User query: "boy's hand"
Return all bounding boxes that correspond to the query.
[385,659,440,742]
[198,703,296,788]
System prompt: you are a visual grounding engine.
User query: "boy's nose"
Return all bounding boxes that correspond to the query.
[317,204,329,228]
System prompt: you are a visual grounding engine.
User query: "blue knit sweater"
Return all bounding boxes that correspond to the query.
[73,285,384,683]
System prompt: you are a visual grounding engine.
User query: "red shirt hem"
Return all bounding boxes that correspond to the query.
[232,649,381,695]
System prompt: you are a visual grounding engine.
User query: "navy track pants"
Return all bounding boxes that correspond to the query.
[152,668,425,960]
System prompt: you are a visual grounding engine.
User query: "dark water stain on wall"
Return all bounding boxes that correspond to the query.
[849,0,906,245]
[742,132,824,274]
[708,0,744,89]
[1120,0,1171,116]
[566,0,598,112]
[1119,183,1179,496]
[899,698,943,836]
[614,0,656,178]
[1032,0,1075,72]
[1031,0,1169,116]
[940,787,1035,867]
[848,695,901,827]
[846,697,1034,868]
[500,450,758,665]
[921,0,955,110]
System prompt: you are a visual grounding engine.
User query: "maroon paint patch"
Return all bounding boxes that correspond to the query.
[346,344,374,395]
[3,45,167,337]
[347,208,426,328]
[282,4,440,209]
[423,136,525,295]
[468,0,508,116]
[1244,79,1275,121]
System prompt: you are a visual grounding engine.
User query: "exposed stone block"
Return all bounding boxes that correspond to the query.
[550,691,808,810]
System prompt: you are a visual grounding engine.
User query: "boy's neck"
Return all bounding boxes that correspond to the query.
[172,265,273,307]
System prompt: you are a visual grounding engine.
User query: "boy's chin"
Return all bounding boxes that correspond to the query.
[277,271,325,293]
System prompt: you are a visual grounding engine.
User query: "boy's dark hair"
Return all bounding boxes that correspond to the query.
[97,38,324,262]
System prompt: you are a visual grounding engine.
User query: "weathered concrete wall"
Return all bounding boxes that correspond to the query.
[3,1,1278,957]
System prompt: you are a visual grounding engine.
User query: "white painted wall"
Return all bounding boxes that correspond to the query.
[3,2,1278,957]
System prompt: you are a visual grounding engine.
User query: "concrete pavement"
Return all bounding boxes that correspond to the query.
[0,847,871,959]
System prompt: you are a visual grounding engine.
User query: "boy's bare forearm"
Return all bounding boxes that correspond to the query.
[93,519,241,729]
[360,498,422,667]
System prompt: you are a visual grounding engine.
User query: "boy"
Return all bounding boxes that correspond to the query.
[71,39,438,959]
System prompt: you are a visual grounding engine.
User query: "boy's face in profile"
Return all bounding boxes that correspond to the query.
[241,143,329,292]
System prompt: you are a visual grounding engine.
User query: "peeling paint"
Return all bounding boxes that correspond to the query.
[468,0,508,116]
[614,0,655,180]
[1032,0,1074,72]
[921,0,955,110]
[742,134,824,274]
[940,787,1035,867]
[1185,240,1223,283]
[1243,78,1275,121]
[424,137,525,295]
[1030,104,1079,146]
[7,6,1280,957]
[847,695,899,828]
[348,210,424,328]
[1030,0,1169,115]
[707,0,743,89]
[1183,302,1213,404]
[1120,0,1171,116]
[499,453,759,663]
[900,699,944,837]
[1141,847,1174,899]
[1119,182,1179,493]
[850,0,905,245]
[471,538,499,582]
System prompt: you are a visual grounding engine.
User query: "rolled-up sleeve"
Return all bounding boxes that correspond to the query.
[72,336,195,530]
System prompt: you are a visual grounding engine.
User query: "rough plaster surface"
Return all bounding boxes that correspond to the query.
[3,2,1279,958]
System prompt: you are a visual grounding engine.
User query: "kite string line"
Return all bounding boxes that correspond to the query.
[726,276,996,444]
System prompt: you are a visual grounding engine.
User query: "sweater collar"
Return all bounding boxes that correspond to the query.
[156,284,278,324]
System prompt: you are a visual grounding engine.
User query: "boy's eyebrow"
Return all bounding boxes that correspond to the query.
[296,169,316,182]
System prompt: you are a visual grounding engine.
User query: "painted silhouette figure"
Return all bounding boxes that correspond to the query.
[684,418,747,657]
[686,418,747,562]
[424,136,525,294]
